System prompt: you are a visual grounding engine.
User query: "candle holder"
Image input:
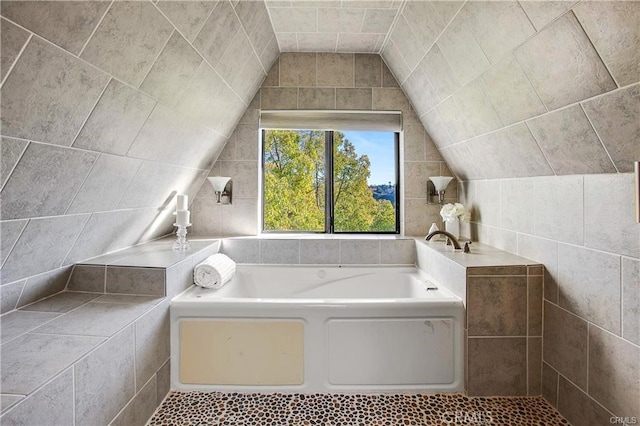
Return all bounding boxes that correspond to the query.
[172,223,191,252]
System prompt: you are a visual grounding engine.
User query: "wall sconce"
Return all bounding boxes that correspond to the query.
[427,176,454,204]
[207,176,232,205]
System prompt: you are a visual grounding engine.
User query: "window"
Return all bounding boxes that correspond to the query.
[261,127,400,234]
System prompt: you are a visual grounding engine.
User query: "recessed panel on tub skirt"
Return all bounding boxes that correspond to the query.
[180,320,304,385]
[327,319,454,385]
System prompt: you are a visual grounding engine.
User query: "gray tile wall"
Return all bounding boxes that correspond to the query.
[221,237,416,266]
[380,1,638,420]
[462,173,639,422]
[382,1,638,179]
[191,52,454,237]
[0,1,277,302]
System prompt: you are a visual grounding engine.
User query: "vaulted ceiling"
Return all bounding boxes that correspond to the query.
[0,0,638,292]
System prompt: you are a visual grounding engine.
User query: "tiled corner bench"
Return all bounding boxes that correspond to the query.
[0,238,219,425]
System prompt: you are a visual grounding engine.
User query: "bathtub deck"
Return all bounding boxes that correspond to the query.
[149,391,569,425]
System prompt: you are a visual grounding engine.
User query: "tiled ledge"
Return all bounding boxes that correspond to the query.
[0,292,165,422]
[415,238,543,398]
[0,237,221,424]
[71,237,220,298]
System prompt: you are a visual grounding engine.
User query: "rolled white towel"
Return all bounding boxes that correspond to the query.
[193,253,236,289]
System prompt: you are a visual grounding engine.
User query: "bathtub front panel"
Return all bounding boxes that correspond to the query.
[179,320,304,385]
[327,318,455,386]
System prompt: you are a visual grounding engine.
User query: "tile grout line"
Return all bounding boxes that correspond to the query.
[579,102,620,174]
[0,33,32,89]
[77,0,114,58]
[137,29,176,91]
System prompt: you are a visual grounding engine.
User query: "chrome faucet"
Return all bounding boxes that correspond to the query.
[425,230,462,250]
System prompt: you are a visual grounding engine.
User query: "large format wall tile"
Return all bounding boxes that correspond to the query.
[73,79,156,155]
[419,45,460,101]
[518,1,575,31]
[481,55,546,126]
[557,376,613,426]
[0,17,30,82]
[460,1,535,64]
[117,162,192,209]
[467,276,527,336]
[543,302,588,390]
[0,311,60,342]
[67,154,142,215]
[0,137,27,190]
[0,368,73,425]
[259,240,300,264]
[33,302,152,337]
[1,37,109,145]
[0,219,27,268]
[467,337,527,396]
[75,326,135,425]
[574,2,640,87]
[299,240,340,264]
[193,1,241,68]
[110,375,157,426]
[106,267,165,296]
[279,52,317,87]
[0,1,108,55]
[175,62,246,137]
[582,84,640,173]
[533,176,584,245]
[402,68,439,117]
[63,209,153,265]
[389,15,425,71]
[622,258,640,346]
[16,267,72,308]
[500,179,534,234]
[588,325,640,417]
[0,280,24,314]
[381,40,410,84]
[436,14,490,86]
[401,1,444,51]
[81,1,173,87]
[139,31,202,106]
[558,244,621,334]
[514,13,616,110]
[584,173,639,258]
[1,333,103,395]
[527,105,616,175]
[134,301,169,391]
[128,104,225,169]
[1,215,88,283]
[221,198,258,236]
[1,143,98,219]
[155,0,216,43]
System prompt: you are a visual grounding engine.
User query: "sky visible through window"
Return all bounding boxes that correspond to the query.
[341,131,395,185]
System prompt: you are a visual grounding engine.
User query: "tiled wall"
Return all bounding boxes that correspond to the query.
[461,175,639,423]
[382,1,639,180]
[221,237,416,265]
[191,52,454,237]
[0,1,277,306]
[381,2,639,423]
[466,265,542,397]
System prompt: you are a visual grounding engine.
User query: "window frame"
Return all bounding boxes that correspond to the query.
[260,129,400,235]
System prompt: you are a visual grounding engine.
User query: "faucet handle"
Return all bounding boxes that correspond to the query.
[463,241,472,253]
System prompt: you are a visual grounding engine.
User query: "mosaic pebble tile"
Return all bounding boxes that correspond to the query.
[148,391,569,425]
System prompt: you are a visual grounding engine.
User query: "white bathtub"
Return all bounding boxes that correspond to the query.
[170,265,464,393]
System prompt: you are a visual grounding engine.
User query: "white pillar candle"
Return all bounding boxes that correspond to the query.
[176,210,190,226]
[176,194,188,211]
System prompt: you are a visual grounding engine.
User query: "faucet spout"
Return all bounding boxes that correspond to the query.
[425,230,462,250]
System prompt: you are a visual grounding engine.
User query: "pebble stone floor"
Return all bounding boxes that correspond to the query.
[148,392,569,425]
